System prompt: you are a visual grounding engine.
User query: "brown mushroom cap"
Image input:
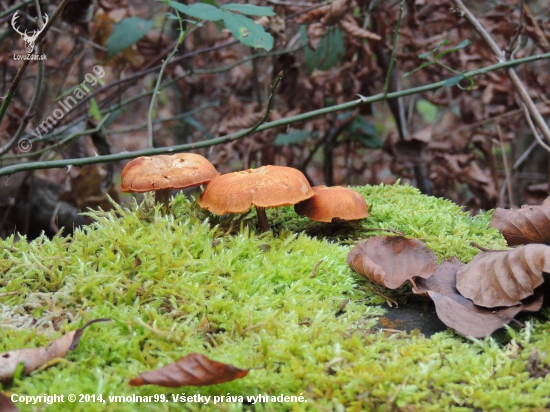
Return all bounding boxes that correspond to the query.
[294,185,369,222]
[198,165,314,215]
[120,153,219,193]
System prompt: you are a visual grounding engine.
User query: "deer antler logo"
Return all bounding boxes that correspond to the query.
[11,11,48,54]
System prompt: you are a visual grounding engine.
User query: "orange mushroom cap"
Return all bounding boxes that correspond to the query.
[198,165,314,215]
[120,153,219,193]
[294,185,369,222]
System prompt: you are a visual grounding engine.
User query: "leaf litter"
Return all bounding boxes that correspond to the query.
[0,319,110,382]
[348,230,549,337]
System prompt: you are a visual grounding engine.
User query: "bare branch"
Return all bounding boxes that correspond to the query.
[449,0,550,146]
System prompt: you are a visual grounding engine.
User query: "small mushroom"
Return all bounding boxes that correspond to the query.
[198,165,314,232]
[120,153,219,207]
[294,185,369,222]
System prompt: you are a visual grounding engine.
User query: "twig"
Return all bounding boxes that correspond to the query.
[449,0,550,145]
[2,53,550,175]
[267,0,314,5]
[519,101,550,154]
[369,285,399,307]
[309,259,324,278]
[496,124,514,207]
[358,227,406,236]
[147,13,196,148]
[512,140,537,170]
[383,0,406,95]
[0,0,72,125]
[251,48,263,111]
[504,0,524,60]
[470,242,507,252]
[0,0,34,19]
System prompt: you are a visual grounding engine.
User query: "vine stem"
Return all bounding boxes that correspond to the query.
[147,14,197,148]
[1,53,550,176]
[383,0,406,95]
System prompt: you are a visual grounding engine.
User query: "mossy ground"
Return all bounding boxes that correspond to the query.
[1,183,549,411]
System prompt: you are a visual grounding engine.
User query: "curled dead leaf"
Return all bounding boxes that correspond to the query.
[0,319,110,382]
[416,258,543,337]
[347,236,438,289]
[456,244,550,308]
[129,353,249,387]
[489,197,550,246]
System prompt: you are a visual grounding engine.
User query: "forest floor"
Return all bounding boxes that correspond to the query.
[1,183,549,411]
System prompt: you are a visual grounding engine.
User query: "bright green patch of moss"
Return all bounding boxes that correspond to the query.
[0,183,548,412]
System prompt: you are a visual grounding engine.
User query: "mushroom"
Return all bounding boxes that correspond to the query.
[198,165,314,232]
[294,185,369,222]
[120,153,220,207]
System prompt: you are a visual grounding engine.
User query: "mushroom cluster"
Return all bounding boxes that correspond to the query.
[120,153,370,231]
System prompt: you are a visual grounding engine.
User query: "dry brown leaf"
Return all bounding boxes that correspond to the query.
[416,258,543,337]
[339,16,382,41]
[0,319,110,382]
[428,290,542,338]
[456,244,550,308]
[0,392,19,412]
[489,198,550,246]
[129,353,249,387]
[346,236,438,289]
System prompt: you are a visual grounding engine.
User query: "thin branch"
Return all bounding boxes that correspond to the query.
[147,14,194,147]
[383,0,406,95]
[0,0,34,19]
[512,140,537,170]
[519,101,550,154]
[267,0,314,5]
[449,0,550,145]
[505,0,525,60]
[1,53,550,175]
[470,242,507,252]
[496,124,514,207]
[0,0,72,125]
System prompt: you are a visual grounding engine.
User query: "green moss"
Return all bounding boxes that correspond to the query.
[0,183,548,412]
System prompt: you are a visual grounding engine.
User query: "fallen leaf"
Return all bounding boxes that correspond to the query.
[0,392,19,412]
[347,236,438,289]
[456,244,550,308]
[129,353,249,387]
[0,319,110,382]
[489,197,550,246]
[417,258,543,337]
[428,290,542,338]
